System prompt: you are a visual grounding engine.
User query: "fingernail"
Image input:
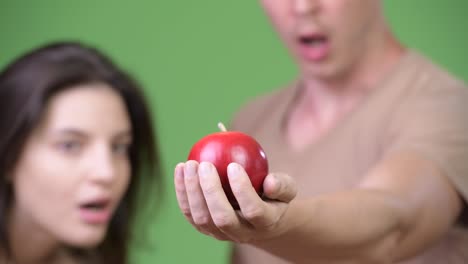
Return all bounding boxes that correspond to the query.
[227,163,240,176]
[272,174,281,193]
[199,162,214,176]
[185,161,197,175]
[175,163,184,178]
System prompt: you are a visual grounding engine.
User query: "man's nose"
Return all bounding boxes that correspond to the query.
[293,0,320,16]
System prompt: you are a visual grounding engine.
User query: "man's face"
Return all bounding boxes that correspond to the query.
[259,0,384,81]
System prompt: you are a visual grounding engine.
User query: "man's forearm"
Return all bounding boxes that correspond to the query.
[252,190,411,263]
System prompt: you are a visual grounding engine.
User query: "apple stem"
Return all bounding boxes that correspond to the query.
[218,122,227,132]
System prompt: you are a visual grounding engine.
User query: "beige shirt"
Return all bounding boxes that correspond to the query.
[230,51,468,264]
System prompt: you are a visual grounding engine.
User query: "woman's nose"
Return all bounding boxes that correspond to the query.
[87,146,117,185]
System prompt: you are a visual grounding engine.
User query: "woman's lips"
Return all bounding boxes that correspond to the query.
[78,199,112,225]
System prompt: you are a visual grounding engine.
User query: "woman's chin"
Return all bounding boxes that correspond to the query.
[63,225,108,248]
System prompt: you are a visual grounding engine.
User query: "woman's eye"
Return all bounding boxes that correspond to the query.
[112,143,130,156]
[57,141,82,154]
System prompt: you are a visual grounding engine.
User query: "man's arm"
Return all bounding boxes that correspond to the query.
[175,149,463,264]
[247,150,462,263]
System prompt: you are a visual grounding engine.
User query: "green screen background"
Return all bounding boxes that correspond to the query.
[1,1,467,263]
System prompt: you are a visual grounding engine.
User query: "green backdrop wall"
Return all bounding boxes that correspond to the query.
[1,1,467,263]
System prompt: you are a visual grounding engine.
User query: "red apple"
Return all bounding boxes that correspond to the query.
[187,123,269,209]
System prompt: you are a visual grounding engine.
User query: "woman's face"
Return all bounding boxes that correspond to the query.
[10,83,132,248]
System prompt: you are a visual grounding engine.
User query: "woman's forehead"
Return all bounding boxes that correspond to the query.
[36,84,131,137]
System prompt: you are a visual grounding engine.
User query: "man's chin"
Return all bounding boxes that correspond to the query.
[301,64,338,81]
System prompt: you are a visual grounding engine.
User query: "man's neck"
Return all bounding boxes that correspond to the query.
[285,37,406,151]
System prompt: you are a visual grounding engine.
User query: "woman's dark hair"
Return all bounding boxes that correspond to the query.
[0,42,162,263]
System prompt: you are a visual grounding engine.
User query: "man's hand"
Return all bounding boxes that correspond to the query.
[174,160,297,243]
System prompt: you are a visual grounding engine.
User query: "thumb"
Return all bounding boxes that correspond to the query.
[262,173,297,203]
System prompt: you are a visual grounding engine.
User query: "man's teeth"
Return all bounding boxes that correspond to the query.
[310,40,323,46]
[301,37,325,46]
